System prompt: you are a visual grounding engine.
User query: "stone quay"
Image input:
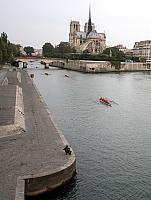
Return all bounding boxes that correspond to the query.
[38,59,151,73]
[0,67,76,200]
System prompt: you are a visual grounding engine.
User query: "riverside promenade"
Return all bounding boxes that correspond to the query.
[0,67,76,200]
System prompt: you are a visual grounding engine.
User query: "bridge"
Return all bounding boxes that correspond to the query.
[16,58,67,69]
[41,58,66,68]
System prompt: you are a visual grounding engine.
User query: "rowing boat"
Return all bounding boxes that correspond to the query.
[99,97,111,106]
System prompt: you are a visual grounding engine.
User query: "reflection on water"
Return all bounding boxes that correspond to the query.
[27,61,151,200]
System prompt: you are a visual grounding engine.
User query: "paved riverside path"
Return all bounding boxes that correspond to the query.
[0,69,75,200]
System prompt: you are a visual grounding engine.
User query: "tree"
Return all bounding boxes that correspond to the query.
[0,49,2,64]
[111,61,121,70]
[1,32,7,43]
[103,47,126,61]
[12,44,20,57]
[0,33,9,63]
[24,46,34,56]
[55,42,75,54]
[42,42,54,57]
[0,32,21,64]
[139,57,146,63]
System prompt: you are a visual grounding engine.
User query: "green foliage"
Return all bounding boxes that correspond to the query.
[42,43,54,57]
[0,48,2,63]
[1,32,7,43]
[133,57,140,62]
[42,42,76,58]
[110,61,121,69]
[125,55,140,62]
[103,47,126,61]
[58,51,124,62]
[0,32,20,64]
[24,46,34,56]
[41,42,126,62]
[55,42,76,54]
[139,57,146,63]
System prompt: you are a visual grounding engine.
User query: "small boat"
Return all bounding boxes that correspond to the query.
[99,97,111,106]
[64,74,70,77]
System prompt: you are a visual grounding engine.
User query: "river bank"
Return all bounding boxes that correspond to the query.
[0,67,76,200]
[17,57,151,73]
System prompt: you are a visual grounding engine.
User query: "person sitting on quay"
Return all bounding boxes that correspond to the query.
[63,145,72,155]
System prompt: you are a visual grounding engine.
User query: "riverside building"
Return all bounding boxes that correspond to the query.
[69,7,106,54]
[133,40,151,60]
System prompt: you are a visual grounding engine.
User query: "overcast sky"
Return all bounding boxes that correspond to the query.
[1,0,151,49]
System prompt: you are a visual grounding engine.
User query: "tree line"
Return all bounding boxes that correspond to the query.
[42,42,127,62]
[24,42,142,63]
[42,42,76,57]
[0,32,20,64]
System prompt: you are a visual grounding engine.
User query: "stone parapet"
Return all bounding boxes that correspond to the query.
[0,85,25,138]
[14,85,25,132]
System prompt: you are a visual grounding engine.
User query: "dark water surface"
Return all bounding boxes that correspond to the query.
[27,61,151,200]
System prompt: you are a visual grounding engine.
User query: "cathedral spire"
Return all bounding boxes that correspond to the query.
[89,5,91,20]
[87,4,92,35]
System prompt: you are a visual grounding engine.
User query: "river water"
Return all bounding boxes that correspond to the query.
[27,61,151,200]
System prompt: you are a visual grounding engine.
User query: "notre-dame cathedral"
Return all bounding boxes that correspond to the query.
[69,7,106,54]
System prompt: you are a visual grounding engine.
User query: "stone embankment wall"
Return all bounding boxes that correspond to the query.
[0,71,25,137]
[24,155,76,196]
[120,62,151,71]
[46,59,151,73]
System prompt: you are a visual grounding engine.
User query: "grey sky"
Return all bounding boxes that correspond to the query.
[1,0,151,49]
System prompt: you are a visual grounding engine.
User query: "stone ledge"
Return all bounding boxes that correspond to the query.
[15,153,75,199]
[14,86,25,130]
[0,124,25,138]
[0,85,25,138]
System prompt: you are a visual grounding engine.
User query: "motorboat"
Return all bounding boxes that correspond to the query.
[99,97,111,106]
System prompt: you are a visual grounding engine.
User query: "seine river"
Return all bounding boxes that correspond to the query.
[27,61,151,200]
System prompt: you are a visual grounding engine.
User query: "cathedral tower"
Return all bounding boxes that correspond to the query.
[69,21,80,47]
[70,21,80,33]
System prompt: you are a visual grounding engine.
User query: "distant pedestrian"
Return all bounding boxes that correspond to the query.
[63,145,72,155]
